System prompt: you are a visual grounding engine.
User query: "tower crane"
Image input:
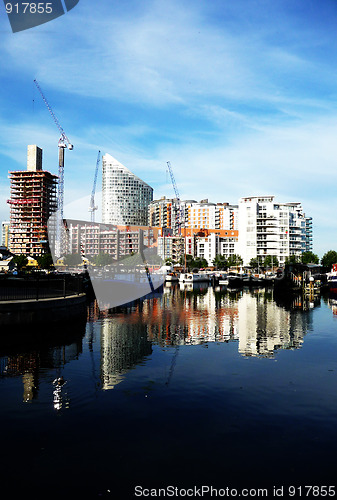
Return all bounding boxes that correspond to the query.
[166,161,182,235]
[34,79,73,256]
[89,150,101,223]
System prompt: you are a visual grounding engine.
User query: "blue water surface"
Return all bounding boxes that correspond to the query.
[1,286,336,498]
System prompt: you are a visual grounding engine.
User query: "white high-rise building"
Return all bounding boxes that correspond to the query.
[102,154,153,226]
[237,196,309,266]
[196,232,239,266]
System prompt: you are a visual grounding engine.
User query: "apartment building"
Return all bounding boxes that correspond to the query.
[148,198,238,232]
[157,234,196,263]
[67,220,161,261]
[196,232,239,266]
[185,200,238,231]
[305,217,313,252]
[148,197,176,229]
[8,146,58,256]
[237,196,310,266]
[102,154,153,226]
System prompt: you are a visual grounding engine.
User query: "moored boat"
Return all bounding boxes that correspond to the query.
[211,272,228,286]
[327,274,337,294]
[165,272,179,282]
[265,272,277,285]
[242,273,251,285]
[179,272,209,283]
[227,272,243,288]
[251,273,266,286]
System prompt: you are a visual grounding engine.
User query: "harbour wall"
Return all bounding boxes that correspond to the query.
[0,293,87,326]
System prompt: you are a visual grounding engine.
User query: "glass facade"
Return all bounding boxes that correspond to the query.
[102,154,153,226]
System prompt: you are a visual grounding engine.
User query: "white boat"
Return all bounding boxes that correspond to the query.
[179,272,209,283]
[165,272,179,282]
[218,273,229,285]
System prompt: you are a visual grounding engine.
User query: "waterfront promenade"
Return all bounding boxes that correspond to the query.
[0,273,87,326]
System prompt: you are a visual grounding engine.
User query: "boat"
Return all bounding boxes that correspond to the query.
[227,272,243,288]
[327,274,337,294]
[218,274,229,286]
[264,272,277,286]
[165,272,179,282]
[241,273,251,285]
[179,272,209,283]
[210,272,228,286]
[251,273,266,286]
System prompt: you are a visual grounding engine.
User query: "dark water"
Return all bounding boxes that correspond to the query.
[1,284,337,499]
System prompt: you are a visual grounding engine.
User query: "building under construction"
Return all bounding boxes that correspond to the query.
[8,145,58,256]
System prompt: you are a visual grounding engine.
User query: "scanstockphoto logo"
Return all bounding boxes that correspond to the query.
[47,210,165,311]
[3,0,79,33]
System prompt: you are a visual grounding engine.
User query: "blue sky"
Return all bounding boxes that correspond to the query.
[1,0,337,257]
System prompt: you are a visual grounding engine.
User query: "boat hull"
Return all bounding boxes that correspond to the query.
[179,273,209,283]
[165,274,179,282]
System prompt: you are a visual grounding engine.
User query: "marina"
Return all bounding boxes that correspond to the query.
[2,2,337,498]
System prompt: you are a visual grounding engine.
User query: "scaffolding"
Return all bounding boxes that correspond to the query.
[8,169,58,256]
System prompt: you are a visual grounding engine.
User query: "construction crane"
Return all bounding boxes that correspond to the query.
[89,150,101,223]
[166,161,182,235]
[34,79,73,256]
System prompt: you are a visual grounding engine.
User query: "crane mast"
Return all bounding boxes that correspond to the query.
[167,161,182,235]
[89,150,101,223]
[34,79,73,257]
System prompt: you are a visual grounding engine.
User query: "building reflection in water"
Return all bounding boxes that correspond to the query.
[326,295,337,316]
[99,283,315,364]
[0,320,86,408]
[236,289,311,357]
[0,285,319,406]
[100,319,152,390]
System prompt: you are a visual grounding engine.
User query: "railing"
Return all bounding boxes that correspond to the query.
[0,274,85,301]
[289,272,301,288]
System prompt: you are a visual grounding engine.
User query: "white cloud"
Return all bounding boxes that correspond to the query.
[2,0,325,113]
[1,0,337,258]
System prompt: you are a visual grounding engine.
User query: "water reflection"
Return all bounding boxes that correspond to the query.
[100,319,152,390]
[236,290,310,357]
[0,285,320,408]
[0,319,86,407]
[98,284,315,363]
[327,294,337,316]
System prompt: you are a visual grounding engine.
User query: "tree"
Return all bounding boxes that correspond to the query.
[179,254,208,270]
[213,254,228,270]
[11,254,28,270]
[227,254,243,268]
[63,253,82,266]
[263,255,279,268]
[93,253,115,267]
[249,257,259,269]
[179,254,194,270]
[36,253,54,269]
[285,255,301,265]
[193,257,208,269]
[321,250,337,268]
[301,251,319,265]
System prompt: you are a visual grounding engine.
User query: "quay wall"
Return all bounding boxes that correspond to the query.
[0,293,87,326]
